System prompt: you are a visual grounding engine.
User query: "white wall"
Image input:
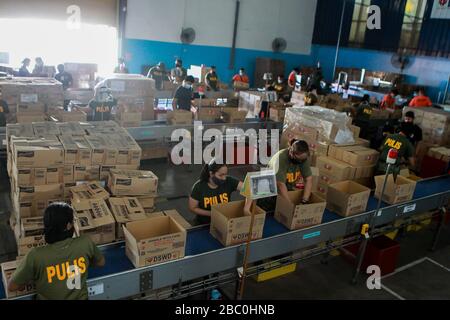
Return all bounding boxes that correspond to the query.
[126,0,317,54]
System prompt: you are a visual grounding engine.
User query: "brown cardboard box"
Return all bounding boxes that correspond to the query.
[316,156,356,181]
[13,199,52,219]
[311,167,319,191]
[221,107,248,123]
[108,197,147,240]
[163,210,192,230]
[99,164,140,181]
[193,99,217,108]
[12,138,64,168]
[233,81,250,90]
[167,110,193,125]
[73,199,116,245]
[56,122,86,136]
[326,181,371,217]
[32,122,60,136]
[63,182,77,202]
[116,111,142,128]
[354,165,376,179]
[274,191,326,230]
[13,184,64,203]
[108,169,158,196]
[108,133,142,165]
[103,76,156,98]
[13,166,62,186]
[374,175,416,205]
[137,195,157,214]
[73,165,100,181]
[16,217,46,257]
[123,215,186,268]
[315,181,329,197]
[59,135,92,165]
[16,112,47,123]
[341,147,379,166]
[85,135,118,165]
[16,102,46,113]
[63,165,74,183]
[1,260,36,299]
[349,125,361,138]
[210,200,266,247]
[46,167,64,184]
[269,108,286,122]
[70,181,110,202]
[49,109,87,122]
[197,107,221,122]
[328,143,371,161]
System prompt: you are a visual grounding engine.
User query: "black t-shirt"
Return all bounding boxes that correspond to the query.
[407,124,422,146]
[0,100,10,126]
[206,72,219,90]
[174,86,193,111]
[148,67,169,90]
[55,71,73,90]
[190,176,240,224]
[89,99,117,121]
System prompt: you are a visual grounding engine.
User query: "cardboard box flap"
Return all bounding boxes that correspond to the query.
[125,215,186,243]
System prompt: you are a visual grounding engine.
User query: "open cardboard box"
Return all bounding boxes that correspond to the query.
[374,175,417,205]
[327,181,371,217]
[275,190,326,230]
[108,197,147,240]
[210,200,266,247]
[1,260,36,299]
[123,215,186,268]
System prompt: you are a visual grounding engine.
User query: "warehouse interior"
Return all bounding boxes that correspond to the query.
[0,0,449,301]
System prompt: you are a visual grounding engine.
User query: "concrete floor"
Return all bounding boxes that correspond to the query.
[0,159,449,299]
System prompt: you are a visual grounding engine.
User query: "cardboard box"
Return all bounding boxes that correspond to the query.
[315,181,329,197]
[59,135,92,165]
[210,200,266,247]
[16,217,46,257]
[13,167,63,186]
[354,165,376,179]
[163,210,192,230]
[167,110,192,125]
[73,199,115,245]
[16,112,47,123]
[341,147,379,166]
[221,107,247,123]
[107,133,142,165]
[63,165,74,183]
[1,260,36,299]
[233,81,250,90]
[49,109,87,122]
[326,181,371,217]
[193,99,217,108]
[70,181,110,202]
[13,184,64,202]
[269,108,286,122]
[99,164,140,181]
[137,195,157,214]
[12,199,54,219]
[108,197,147,240]
[316,156,356,181]
[16,102,46,114]
[274,191,326,230]
[311,167,319,191]
[85,135,118,165]
[349,125,361,138]
[32,122,60,136]
[56,122,86,136]
[108,169,158,196]
[197,107,221,122]
[374,175,417,205]
[12,138,64,168]
[123,215,186,268]
[63,182,77,202]
[73,165,100,181]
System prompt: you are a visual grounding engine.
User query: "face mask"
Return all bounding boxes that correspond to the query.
[183,83,192,89]
[212,176,226,186]
[278,80,283,84]
[239,72,244,76]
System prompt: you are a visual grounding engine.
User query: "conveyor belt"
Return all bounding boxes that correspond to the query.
[2,176,449,299]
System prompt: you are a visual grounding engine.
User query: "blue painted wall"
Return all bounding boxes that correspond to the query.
[124,38,450,101]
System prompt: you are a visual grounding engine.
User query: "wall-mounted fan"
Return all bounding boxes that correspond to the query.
[180,28,196,44]
[272,37,287,53]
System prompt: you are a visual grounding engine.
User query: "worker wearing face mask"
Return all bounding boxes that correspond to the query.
[170,59,187,84]
[403,111,422,146]
[78,86,117,121]
[172,75,195,111]
[258,139,313,211]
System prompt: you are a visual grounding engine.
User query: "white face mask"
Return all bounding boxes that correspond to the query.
[278,80,283,84]
[239,72,244,76]
[183,83,192,89]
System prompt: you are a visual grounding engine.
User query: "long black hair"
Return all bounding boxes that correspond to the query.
[44,202,74,244]
[200,159,227,182]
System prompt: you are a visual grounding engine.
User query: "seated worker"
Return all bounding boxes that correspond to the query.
[18,58,31,77]
[8,202,105,300]
[170,59,187,84]
[380,89,398,110]
[232,68,249,84]
[172,75,195,111]
[55,64,73,90]
[409,88,432,107]
[271,75,289,101]
[403,111,422,146]
[189,159,251,225]
[376,122,416,175]
[147,62,169,90]
[258,139,313,211]
[205,66,219,91]
[79,86,117,121]
[113,58,129,74]
[0,100,10,127]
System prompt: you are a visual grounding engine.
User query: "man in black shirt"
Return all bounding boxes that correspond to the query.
[83,87,117,121]
[147,62,169,90]
[403,111,422,146]
[55,64,73,90]
[172,76,195,111]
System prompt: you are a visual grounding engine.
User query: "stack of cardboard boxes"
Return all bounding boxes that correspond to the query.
[269,102,293,123]
[64,63,97,89]
[0,77,64,124]
[101,75,156,121]
[238,91,277,118]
